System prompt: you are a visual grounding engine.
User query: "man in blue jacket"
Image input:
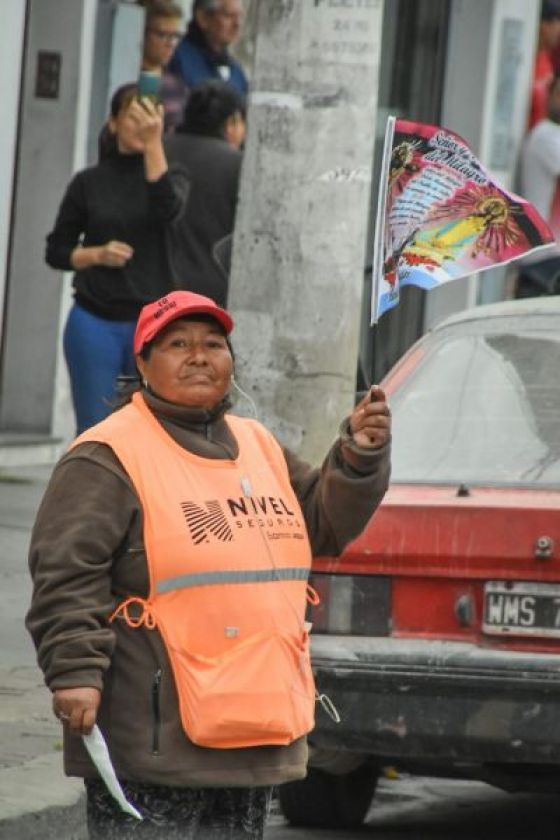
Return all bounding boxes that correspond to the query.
[168,0,248,97]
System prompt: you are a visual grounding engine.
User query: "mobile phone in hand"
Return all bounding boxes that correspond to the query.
[137,70,161,102]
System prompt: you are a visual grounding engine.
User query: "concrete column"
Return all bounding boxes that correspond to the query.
[228,0,384,464]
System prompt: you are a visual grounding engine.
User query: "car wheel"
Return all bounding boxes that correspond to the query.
[278,763,379,828]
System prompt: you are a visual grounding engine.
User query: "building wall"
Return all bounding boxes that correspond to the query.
[0,4,27,346]
[0,0,90,432]
[0,0,142,441]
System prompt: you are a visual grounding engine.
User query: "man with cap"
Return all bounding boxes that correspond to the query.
[27,291,391,840]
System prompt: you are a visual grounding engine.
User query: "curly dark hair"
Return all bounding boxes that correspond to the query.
[177,80,245,139]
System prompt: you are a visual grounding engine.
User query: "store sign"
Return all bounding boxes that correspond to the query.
[303,0,382,66]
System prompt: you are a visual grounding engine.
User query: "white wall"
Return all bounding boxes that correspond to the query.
[0,0,90,432]
[0,4,26,334]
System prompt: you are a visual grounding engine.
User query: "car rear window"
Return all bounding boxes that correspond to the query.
[389,316,560,487]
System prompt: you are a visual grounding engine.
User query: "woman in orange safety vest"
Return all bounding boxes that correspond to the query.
[26,290,391,840]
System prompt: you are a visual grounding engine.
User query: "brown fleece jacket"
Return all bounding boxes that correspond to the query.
[26,390,390,788]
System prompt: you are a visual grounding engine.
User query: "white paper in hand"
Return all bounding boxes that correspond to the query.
[82,724,143,820]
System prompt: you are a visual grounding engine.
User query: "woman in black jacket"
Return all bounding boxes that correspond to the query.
[46,84,189,434]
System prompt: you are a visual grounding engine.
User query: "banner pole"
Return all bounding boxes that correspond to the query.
[371,115,396,325]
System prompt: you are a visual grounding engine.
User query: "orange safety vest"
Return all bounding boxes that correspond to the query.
[73,392,316,749]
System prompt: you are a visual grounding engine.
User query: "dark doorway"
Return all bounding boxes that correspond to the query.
[359,0,451,389]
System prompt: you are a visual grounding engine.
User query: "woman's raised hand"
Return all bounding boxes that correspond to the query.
[129,97,164,147]
[132,97,169,182]
[349,385,391,450]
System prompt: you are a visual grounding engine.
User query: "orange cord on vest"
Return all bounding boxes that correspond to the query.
[109,596,157,629]
[306,584,320,606]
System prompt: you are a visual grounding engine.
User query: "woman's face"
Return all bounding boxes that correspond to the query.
[137,318,233,409]
[109,101,145,155]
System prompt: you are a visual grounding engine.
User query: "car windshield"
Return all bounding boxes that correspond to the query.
[389,314,560,487]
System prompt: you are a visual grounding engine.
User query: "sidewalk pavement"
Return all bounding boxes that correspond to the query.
[0,464,86,840]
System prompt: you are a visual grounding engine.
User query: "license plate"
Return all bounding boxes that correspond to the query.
[483,581,560,638]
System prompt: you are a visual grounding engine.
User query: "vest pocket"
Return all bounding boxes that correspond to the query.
[151,668,162,755]
[169,630,316,749]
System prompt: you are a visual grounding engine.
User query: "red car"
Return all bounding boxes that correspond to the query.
[280,297,560,829]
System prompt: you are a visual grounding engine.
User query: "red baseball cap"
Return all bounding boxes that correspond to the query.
[134,291,234,354]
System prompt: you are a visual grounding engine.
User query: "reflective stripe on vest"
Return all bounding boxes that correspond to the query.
[72,392,316,749]
[157,565,309,594]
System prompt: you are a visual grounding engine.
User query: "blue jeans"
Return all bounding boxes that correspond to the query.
[63,303,137,435]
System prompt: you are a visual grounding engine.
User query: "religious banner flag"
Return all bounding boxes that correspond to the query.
[371,117,555,323]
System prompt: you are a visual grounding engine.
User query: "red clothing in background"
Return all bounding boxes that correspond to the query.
[530,48,555,129]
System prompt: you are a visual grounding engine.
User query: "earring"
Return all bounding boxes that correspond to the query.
[143,378,148,389]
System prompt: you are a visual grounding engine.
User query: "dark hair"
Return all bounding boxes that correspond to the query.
[178,80,245,138]
[144,0,183,26]
[192,0,220,15]
[109,83,138,118]
[542,0,560,21]
[98,83,138,160]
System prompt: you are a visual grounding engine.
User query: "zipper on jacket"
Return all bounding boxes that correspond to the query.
[151,668,162,755]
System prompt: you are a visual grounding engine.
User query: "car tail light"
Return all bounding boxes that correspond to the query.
[308,573,391,636]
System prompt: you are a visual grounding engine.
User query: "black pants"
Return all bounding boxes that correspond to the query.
[85,778,272,840]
